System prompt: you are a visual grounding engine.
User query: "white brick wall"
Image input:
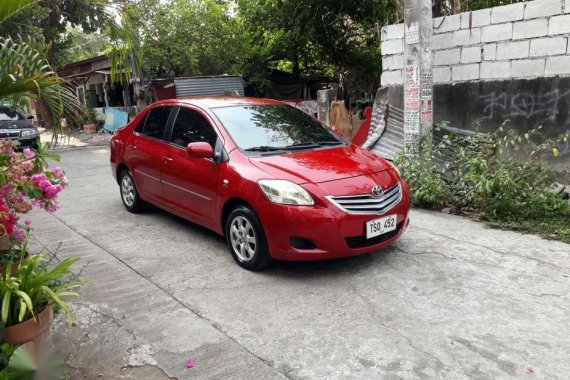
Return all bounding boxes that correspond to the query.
[434,14,461,34]
[381,24,404,41]
[382,39,403,55]
[461,47,482,63]
[545,56,570,75]
[461,9,491,28]
[452,64,480,81]
[380,0,570,84]
[453,29,482,46]
[524,0,561,19]
[432,33,453,50]
[434,67,451,83]
[513,19,548,40]
[381,70,403,86]
[435,48,460,66]
[548,15,570,35]
[496,41,529,59]
[382,54,405,70]
[483,44,496,60]
[511,59,545,77]
[529,37,567,56]
[491,3,525,24]
[481,61,511,79]
[482,23,513,42]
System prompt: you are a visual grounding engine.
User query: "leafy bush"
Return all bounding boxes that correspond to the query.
[394,124,570,242]
[393,142,448,209]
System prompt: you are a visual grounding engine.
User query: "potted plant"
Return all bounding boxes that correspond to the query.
[0,251,81,355]
[82,107,97,134]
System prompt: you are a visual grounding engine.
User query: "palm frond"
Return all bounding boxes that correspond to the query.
[0,36,84,137]
[0,0,39,24]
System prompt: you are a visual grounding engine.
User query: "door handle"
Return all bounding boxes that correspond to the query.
[163,156,173,163]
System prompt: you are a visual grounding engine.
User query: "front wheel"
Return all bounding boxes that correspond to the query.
[225,206,271,271]
[119,169,145,213]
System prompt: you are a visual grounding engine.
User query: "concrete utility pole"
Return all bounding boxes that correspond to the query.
[403,0,433,156]
[317,89,337,126]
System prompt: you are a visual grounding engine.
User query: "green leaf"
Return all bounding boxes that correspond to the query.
[1,292,11,324]
[8,344,36,371]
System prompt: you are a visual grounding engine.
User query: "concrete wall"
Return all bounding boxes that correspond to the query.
[381,0,570,85]
[376,0,570,179]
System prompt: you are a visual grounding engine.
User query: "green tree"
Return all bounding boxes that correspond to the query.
[0,0,109,67]
[130,0,245,78]
[237,0,397,97]
[59,26,111,67]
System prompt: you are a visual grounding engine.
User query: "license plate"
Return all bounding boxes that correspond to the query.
[366,214,397,239]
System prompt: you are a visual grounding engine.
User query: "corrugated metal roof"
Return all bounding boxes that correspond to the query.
[175,76,244,97]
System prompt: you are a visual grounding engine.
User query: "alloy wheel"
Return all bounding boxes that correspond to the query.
[229,216,257,261]
[121,175,135,207]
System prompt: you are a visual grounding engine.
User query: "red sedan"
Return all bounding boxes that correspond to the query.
[110,97,411,270]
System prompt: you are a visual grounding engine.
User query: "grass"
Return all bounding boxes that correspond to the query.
[487,215,570,244]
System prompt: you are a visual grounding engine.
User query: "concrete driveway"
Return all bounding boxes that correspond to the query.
[29,147,570,379]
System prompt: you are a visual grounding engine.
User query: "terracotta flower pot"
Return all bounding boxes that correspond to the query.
[3,304,53,353]
[0,234,9,252]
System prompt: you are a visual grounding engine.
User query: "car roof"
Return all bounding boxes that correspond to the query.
[170,96,287,109]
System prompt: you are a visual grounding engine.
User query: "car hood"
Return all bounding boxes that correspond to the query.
[0,120,34,129]
[248,144,391,184]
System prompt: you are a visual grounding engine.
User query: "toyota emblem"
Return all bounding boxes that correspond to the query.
[371,185,384,198]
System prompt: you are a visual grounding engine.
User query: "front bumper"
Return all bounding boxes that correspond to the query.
[255,181,411,261]
[17,137,39,148]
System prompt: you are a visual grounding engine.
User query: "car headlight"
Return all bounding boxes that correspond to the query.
[21,129,39,137]
[258,179,314,206]
[387,160,401,176]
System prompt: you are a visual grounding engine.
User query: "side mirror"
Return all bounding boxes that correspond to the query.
[186,142,214,159]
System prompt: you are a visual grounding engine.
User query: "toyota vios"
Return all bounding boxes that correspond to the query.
[110,97,411,270]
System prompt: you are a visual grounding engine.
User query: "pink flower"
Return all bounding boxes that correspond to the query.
[10,228,25,243]
[24,219,32,227]
[23,148,35,159]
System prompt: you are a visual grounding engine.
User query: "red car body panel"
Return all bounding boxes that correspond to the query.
[111,97,411,261]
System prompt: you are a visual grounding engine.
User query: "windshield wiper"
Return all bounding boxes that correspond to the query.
[281,142,321,150]
[245,146,285,152]
[314,140,343,146]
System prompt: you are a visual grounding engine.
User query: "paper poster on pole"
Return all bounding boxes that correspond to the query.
[405,21,420,45]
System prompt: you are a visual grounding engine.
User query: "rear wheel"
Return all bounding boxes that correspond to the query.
[119,169,145,213]
[225,206,271,271]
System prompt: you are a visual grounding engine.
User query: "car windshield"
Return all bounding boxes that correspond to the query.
[0,108,25,121]
[211,104,344,152]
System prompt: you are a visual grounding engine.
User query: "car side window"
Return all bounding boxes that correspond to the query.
[137,106,172,140]
[170,108,218,148]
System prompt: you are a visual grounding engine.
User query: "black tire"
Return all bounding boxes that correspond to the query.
[225,205,271,271]
[119,169,145,213]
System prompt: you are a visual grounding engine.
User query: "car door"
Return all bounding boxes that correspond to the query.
[128,106,173,203]
[161,106,220,227]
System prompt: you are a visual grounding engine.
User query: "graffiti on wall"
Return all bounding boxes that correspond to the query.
[478,89,570,128]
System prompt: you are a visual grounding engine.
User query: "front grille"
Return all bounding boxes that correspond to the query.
[345,222,403,249]
[327,182,402,215]
[0,130,20,139]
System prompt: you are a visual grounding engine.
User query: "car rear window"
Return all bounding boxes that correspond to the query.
[0,107,25,121]
[138,106,172,140]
